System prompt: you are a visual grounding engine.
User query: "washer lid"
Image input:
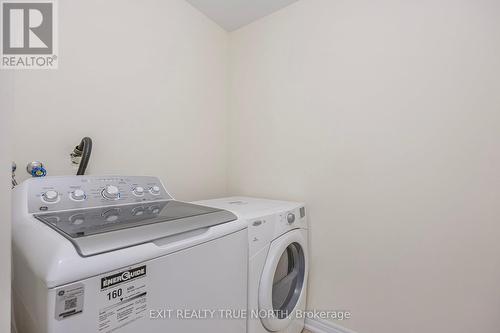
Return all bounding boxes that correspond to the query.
[34,200,237,257]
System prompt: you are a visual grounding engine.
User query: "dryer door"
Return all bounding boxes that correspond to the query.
[259,229,308,331]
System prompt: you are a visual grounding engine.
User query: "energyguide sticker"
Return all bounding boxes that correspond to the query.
[98,265,148,333]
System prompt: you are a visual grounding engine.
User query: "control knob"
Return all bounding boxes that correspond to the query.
[70,189,86,201]
[150,185,161,195]
[42,190,59,203]
[102,185,120,200]
[132,186,145,196]
[287,213,296,224]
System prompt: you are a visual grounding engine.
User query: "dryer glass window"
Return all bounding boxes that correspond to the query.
[272,242,305,319]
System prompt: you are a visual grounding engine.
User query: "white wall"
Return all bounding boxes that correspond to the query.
[0,72,13,333]
[228,0,500,332]
[12,0,229,201]
[8,1,500,332]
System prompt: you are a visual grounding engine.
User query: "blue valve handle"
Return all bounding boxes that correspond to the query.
[31,166,47,177]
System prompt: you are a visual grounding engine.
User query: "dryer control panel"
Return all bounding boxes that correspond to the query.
[275,206,307,235]
[27,176,172,213]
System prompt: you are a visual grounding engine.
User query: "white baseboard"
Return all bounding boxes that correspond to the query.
[305,318,358,333]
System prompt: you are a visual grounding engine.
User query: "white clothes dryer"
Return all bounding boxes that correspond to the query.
[195,197,309,333]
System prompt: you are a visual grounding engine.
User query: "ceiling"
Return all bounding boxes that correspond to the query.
[185,0,299,31]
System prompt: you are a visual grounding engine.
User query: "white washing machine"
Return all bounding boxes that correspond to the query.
[195,197,309,333]
[12,176,248,333]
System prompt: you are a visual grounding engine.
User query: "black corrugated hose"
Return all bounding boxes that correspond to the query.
[74,137,92,175]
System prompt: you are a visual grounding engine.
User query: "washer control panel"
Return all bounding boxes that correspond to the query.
[27,176,172,213]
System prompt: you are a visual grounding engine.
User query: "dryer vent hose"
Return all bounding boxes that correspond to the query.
[72,137,93,175]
